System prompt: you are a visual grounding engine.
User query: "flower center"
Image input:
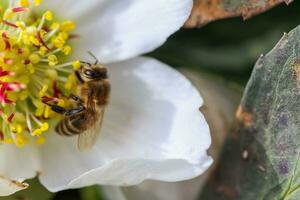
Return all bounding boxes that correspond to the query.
[0,0,79,147]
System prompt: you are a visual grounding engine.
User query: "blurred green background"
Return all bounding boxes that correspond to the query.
[2,1,300,200]
[150,0,300,85]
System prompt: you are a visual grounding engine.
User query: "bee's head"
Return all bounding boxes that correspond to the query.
[75,52,108,82]
[78,63,108,82]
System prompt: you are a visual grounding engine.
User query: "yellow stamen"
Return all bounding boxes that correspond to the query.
[44,105,50,118]
[0,1,78,147]
[44,11,53,21]
[11,124,23,134]
[72,60,81,70]
[62,45,72,55]
[39,46,48,56]
[39,30,47,38]
[29,35,40,46]
[15,135,28,148]
[53,35,66,48]
[50,22,59,30]
[29,54,40,64]
[20,0,29,7]
[65,74,77,90]
[48,55,58,66]
[41,123,49,131]
[39,85,48,97]
[60,21,76,32]
[35,104,44,117]
[45,69,58,79]
[32,129,42,136]
[34,0,42,6]
[16,21,26,30]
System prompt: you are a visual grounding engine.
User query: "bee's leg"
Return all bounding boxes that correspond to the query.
[69,93,84,105]
[65,105,85,117]
[44,103,68,115]
[44,102,85,116]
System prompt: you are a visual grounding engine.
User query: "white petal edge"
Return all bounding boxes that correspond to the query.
[0,176,28,196]
[40,0,193,63]
[39,57,212,192]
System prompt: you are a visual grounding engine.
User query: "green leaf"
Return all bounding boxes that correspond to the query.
[80,186,103,200]
[200,24,300,200]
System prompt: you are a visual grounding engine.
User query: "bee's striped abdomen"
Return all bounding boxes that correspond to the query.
[55,119,81,136]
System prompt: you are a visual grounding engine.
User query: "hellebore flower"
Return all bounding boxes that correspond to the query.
[0,0,212,196]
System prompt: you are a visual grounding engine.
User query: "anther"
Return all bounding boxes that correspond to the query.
[7,113,15,123]
[2,32,11,50]
[12,7,28,13]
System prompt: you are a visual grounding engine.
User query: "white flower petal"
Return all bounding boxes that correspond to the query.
[39,57,212,192]
[0,145,38,196]
[40,0,193,63]
[104,69,242,200]
[0,144,40,181]
[0,176,28,196]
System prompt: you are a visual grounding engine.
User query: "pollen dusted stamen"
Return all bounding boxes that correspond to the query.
[0,0,78,147]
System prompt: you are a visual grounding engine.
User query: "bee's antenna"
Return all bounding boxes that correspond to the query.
[87,51,99,64]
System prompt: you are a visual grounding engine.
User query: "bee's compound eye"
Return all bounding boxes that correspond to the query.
[84,69,95,77]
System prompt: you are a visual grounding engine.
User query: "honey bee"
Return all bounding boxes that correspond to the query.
[44,52,110,150]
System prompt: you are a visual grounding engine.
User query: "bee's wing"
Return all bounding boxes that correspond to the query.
[77,109,105,151]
